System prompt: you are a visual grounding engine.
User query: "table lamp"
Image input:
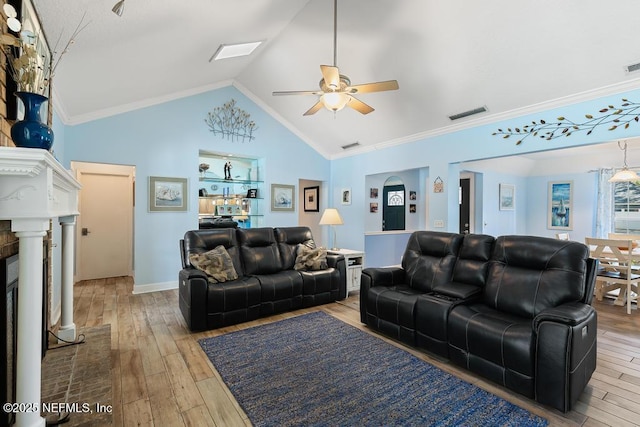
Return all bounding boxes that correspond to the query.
[319,208,344,250]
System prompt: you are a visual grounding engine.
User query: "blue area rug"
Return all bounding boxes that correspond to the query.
[199,311,548,427]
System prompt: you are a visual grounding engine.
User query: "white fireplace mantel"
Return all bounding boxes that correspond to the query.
[0,147,81,427]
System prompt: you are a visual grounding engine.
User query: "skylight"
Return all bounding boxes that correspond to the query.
[209,42,262,62]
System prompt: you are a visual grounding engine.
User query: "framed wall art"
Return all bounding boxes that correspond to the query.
[548,181,573,230]
[499,184,515,211]
[341,188,351,205]
[303,186,319,212]
[271,184,295,211]
[149,176,188,212]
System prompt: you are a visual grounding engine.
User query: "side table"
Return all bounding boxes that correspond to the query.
[328,249,365,298]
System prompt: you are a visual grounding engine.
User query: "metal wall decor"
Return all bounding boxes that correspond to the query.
[205,99,258,142]
[493,98,640,145]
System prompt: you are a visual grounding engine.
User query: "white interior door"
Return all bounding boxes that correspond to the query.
[73,162,134,281]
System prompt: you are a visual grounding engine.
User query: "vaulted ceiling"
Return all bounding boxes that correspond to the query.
[32,0,640,158]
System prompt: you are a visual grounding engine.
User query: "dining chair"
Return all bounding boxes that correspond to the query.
[586,237,640,314]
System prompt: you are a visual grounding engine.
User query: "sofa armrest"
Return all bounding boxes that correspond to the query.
[178,268,209,331]
[362,267,406,286]
[533,302,595,329]
[360,267,406,323]
[534,302,597,412]
[327,253,347,299]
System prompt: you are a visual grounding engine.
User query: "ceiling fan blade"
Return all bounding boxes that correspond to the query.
[320,65,340,90]
[348,80,399,94]
[303,100,325,116]
[273,90,323,96]
[347,96,374,115]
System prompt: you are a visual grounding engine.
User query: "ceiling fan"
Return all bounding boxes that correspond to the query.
[272,0,399,116]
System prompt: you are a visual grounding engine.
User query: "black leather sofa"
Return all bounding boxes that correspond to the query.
[360,231,597,413]
[179,226,346,331]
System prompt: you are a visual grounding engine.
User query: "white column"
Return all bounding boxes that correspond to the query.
[57,216,76,343]
[13,219,48,427]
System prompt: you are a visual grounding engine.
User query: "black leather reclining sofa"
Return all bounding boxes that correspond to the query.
[179,226,346,331]
[360,231,597,413]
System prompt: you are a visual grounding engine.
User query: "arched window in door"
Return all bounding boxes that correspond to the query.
[383,176,405,231]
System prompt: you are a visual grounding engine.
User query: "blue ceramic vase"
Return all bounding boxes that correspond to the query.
[10,91,54,150]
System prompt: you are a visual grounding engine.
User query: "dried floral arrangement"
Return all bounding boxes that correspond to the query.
[205,99,258,142]
[0,4,89,95]
[492,98,640,145]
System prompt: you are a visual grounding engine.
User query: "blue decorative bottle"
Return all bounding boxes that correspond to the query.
[10,91,54,150]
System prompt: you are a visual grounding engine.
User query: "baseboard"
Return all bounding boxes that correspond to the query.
[132,280,178,294]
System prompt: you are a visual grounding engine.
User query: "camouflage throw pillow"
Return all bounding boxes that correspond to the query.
[294,244,328,271]
[189,245,239,283]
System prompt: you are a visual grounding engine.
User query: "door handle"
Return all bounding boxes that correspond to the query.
[81,227,91,236]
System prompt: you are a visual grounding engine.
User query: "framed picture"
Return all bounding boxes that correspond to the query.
[499,184,515,211]
[370,188,378,199]
[341,188,351,205]
[548,181,573,230]
[410,204,417,213]
[303,186,319,212]
[149,176,188,212]
[370,202,378,213]
[246,188,258,198]
[271,184,295,211]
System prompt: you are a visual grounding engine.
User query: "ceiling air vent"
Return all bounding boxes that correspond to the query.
[448,106,488,121]
[341,142,361,150]
[625,62,640,73]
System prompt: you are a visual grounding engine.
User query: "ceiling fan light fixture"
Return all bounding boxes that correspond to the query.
[322,92,349,112]
[112,0,125,17]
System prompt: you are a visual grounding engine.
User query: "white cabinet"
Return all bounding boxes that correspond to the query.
[329,249,365,297]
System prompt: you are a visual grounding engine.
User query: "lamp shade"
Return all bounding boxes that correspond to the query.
[319,208,343,225]
[609,167,640,183]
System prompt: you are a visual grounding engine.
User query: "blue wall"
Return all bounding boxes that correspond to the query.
[61,85,331,290]
[56,85,640,287]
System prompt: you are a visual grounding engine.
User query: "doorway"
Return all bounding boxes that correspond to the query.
[72,162,135,281]
[459,172,475,234]
[383,177,406,231]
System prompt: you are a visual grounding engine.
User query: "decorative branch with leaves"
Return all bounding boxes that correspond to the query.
[205,99,258,142]
[492,98,640,145]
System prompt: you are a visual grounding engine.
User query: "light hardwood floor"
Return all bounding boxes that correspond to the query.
[72,276,640,426]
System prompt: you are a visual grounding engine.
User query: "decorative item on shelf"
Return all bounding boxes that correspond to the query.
[492,98,640,145]
[609,140,640,182]
[0,3,89,150]
[319,208,344,250]
[205,99,258,142]
[10,91,53,149]
[433,176,444,193]
[224,161,233,180]
[199,163,210,176]
[246,189,258,198]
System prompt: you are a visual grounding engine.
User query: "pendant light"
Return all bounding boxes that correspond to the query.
[112,0,125,17]
[609,140,640,182]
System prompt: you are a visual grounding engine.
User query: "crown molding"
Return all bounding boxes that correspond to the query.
[329,77,640,159]
[56,80,235,126]
[231,81,332,160]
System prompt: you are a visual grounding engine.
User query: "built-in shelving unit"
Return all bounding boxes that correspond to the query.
[198,151,264,228]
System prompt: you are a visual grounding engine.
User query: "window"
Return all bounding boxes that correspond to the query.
[387,190,405,206]
[613,179,640,233]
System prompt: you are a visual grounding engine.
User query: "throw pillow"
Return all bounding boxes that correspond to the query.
[294,244,328,271]
[189,245,239,283]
